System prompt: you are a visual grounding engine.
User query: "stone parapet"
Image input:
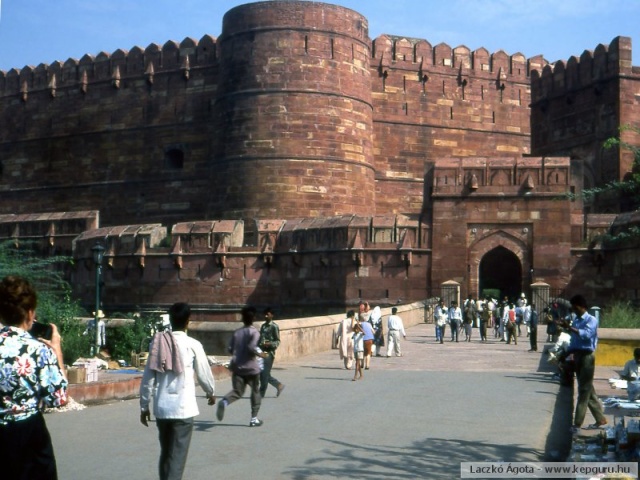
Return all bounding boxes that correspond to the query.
[596,328,640,367]
[190,301,428,361]
[68,302,427,404]
[67,364,230,405]
[70,215,432,317]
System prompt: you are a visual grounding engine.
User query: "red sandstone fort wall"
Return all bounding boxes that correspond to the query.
[0,1,638,313]
[209,2,375,219]
[0,1,554,226]
[64,215,430,319]
[0,35,221,227]
[531,37,640,212]
[369,35,542,215]
[429,156,577,296]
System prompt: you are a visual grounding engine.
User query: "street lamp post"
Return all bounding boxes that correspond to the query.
[91,243,105,357]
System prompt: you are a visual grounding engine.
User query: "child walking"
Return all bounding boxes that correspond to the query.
[352,322,364,381]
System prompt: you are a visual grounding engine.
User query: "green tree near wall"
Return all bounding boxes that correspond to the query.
[104,313,151,363]
[0,240,91,364]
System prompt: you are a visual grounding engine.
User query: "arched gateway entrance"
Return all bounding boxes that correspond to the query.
[479,246,522,300]
[468,230,530,302]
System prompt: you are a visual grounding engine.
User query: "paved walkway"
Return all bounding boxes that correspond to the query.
[46,324,576,480]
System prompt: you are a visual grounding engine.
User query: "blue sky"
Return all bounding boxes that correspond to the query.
[0,0,638,71]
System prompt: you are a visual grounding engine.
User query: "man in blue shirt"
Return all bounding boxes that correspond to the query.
[558,295,607,433]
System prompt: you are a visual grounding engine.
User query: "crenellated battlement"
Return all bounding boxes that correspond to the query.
[372,34,546,80]
[530,36,634,103]
[0,35,218,97]
[529,36,639,191]
[0,30,555,99]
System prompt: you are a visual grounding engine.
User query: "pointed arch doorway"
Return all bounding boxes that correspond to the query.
[479,246,522,301]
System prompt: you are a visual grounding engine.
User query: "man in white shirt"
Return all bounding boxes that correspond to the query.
[448,301,462,342]
[434,299,448,344]
[386,307,406,357]
[621,348,640,381]
[140,303,216,480]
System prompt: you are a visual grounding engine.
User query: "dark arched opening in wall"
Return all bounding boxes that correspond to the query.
[479,246,522,302]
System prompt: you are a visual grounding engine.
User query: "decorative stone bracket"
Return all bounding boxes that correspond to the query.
[49,74,57,98]
[134,241,146,269]
[20,80,28,102]
[46,223,55,247]
[399,229,413,266]
[350,230,365,267]
[262,253,273,266]
[260,235,274,266]
[181,56,190,80]
[170,236,183,269]
[145,63,154,85]
[80,71,88,94]
[468,173,479,191]
[214,242,227,268]
[112,66,121,89]
[104,243,116,268]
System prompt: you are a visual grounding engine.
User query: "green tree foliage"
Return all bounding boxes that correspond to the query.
[104,314,151,362]
[0,240,91,364]
[601,301,639,329]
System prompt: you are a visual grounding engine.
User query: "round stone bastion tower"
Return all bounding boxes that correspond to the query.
[211,1,374,219]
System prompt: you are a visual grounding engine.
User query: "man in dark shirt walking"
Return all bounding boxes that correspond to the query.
[217,306,268,427]
[259,307,285,398]
[527,304,539,352]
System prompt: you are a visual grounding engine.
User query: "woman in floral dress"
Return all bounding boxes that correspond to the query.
[0,276,68,480]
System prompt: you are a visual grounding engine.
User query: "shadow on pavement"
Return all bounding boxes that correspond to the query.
[510,346,573,460]
[503,373,559,385]
[304,377,354,382]
[285,437,540,479]
[300,365,346,370]
[542,381,573,460]
[193,420,215,432]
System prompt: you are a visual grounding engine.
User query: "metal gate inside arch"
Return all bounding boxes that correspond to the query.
[479,246,522,301]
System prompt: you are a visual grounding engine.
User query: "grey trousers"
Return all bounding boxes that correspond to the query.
[156,417,194,480]
[224,373,262,418]
[573,351,606,426]
[387,331,402,356]
[260,354,281,396]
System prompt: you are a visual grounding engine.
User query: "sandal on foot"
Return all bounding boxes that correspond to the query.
[584,422,607,430]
